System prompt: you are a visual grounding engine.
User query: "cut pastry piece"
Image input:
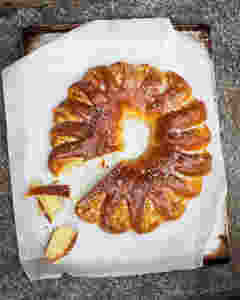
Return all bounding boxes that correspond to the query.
[36,195,63,223]
[25,184,70,198]
[45,225,78,263]
[25,184,70,223]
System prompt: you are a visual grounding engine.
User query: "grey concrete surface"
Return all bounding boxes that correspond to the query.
[0,1,240,299]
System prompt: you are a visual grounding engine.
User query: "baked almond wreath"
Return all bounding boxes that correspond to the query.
[48,62,212,234]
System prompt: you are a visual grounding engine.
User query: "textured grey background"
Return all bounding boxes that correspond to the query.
[0,1,240,299]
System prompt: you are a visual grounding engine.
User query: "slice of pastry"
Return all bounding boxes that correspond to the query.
[45,225,78,263]
[25,184,70,223]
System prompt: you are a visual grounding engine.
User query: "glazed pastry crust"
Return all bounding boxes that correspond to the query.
[48,62,212,233]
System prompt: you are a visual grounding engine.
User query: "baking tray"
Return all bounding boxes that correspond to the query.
[0,0,56,8]
[20,23,231,267]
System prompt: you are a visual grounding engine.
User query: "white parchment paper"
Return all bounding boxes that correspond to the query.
[2,18,227,280]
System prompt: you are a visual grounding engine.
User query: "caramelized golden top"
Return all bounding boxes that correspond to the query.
[48,61,212,233]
